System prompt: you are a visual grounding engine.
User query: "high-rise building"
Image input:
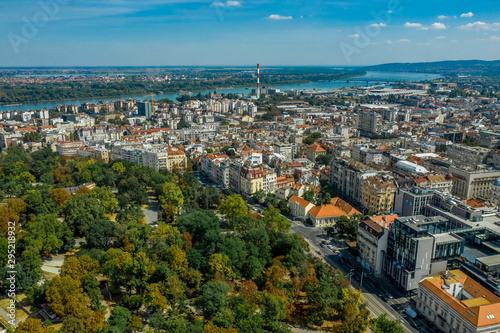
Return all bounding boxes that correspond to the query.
[383,215,465,292]
[137,101,153,119]
[357,111,382,137]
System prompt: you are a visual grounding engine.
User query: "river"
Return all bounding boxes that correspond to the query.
[0,71,441,112]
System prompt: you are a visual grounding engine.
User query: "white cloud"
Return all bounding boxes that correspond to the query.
[421,22,446,30]
[348,34,360,38]
[489,36,500,42]
[437,15,448,20]
[460,12,474,18]
[211,0,241,7]
[396,39,410,43]
[431,22,446,29]
[458,21,500,31]
[387,10,393,14]
[385,40,393,44]
[370,23,386,28]
[268,14,293,20]
[435,36,446,39]
[404,22,422,28]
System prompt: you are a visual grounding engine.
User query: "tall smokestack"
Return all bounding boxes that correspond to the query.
[257,63,260,99]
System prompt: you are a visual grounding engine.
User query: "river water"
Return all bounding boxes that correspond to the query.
[0,71,441,112]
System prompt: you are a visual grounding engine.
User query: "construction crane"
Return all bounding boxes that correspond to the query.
[146,93,155,116]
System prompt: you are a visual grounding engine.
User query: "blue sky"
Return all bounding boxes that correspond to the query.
[1,0,500,66]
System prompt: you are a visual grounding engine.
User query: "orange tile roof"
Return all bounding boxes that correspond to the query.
[330,197,361,215]
[421,270,500,328]
[289,195,313,208]
[308,204,346,218]
[369,214,398,228]
[309,143,326,153]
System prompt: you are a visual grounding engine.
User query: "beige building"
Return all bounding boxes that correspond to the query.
[449,167,500,200]
[239,163,264,197]
[447,144,490,167]
[361,175,397,215]
[306,143,326,162]
[141,148,187,172]
[263,169,277,194]
[306,198,360,227]
[288,195,315,220]
[414,173,453,193]
[417,270,500,333]
[55,140,83,157]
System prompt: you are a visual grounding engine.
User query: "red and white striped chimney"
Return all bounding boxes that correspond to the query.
[256,63,260,98]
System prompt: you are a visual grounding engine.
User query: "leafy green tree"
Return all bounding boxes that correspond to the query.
[108,306,132,332]
[25,280,49,306]
[252,190,264,203]
[81,274,104,311]
[316,154,333,165]
[262,205,290,233]
[372,313,405,333]
[197,281,230,318]
[19,246,43,283]
[159,182,184,220]
[149,312,167,331]
[62,195,105,236]
[213,307,235,329]
[219,194,248,226]
[83,219,116,250]
[303,132,322,144]
[305,277,342,326]
[0,237,8,267]
[303,190,315,203]
[336,214,364,241]
[242,256,264,280]
[23,131,42,143]
[24,214,74,256]
[89,186,118,214]
[260,292,287,322]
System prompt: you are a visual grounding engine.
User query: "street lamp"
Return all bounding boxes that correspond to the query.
[348,269,354,283]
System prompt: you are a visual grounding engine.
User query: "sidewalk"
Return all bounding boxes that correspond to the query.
[0,307,17,328]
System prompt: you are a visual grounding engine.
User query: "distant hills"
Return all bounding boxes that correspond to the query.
[364,60,500,76]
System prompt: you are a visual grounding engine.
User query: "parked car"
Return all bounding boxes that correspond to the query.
[338,258,345,264]
[385,292,393,299]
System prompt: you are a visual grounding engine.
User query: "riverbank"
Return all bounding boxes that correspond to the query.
[0,71,440,112]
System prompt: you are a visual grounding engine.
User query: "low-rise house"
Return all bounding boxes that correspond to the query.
[288,195,315,220]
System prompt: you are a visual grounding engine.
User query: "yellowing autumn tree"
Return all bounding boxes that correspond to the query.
[49,188,71,207]
[219,194,248,226]
[165,245,188,273]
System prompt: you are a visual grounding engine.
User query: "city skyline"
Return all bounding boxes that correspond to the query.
[1,0,500,67]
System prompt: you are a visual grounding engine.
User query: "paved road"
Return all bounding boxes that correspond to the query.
[41,253,65,275]
[143,196,159,225]
[0,307,17,328]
